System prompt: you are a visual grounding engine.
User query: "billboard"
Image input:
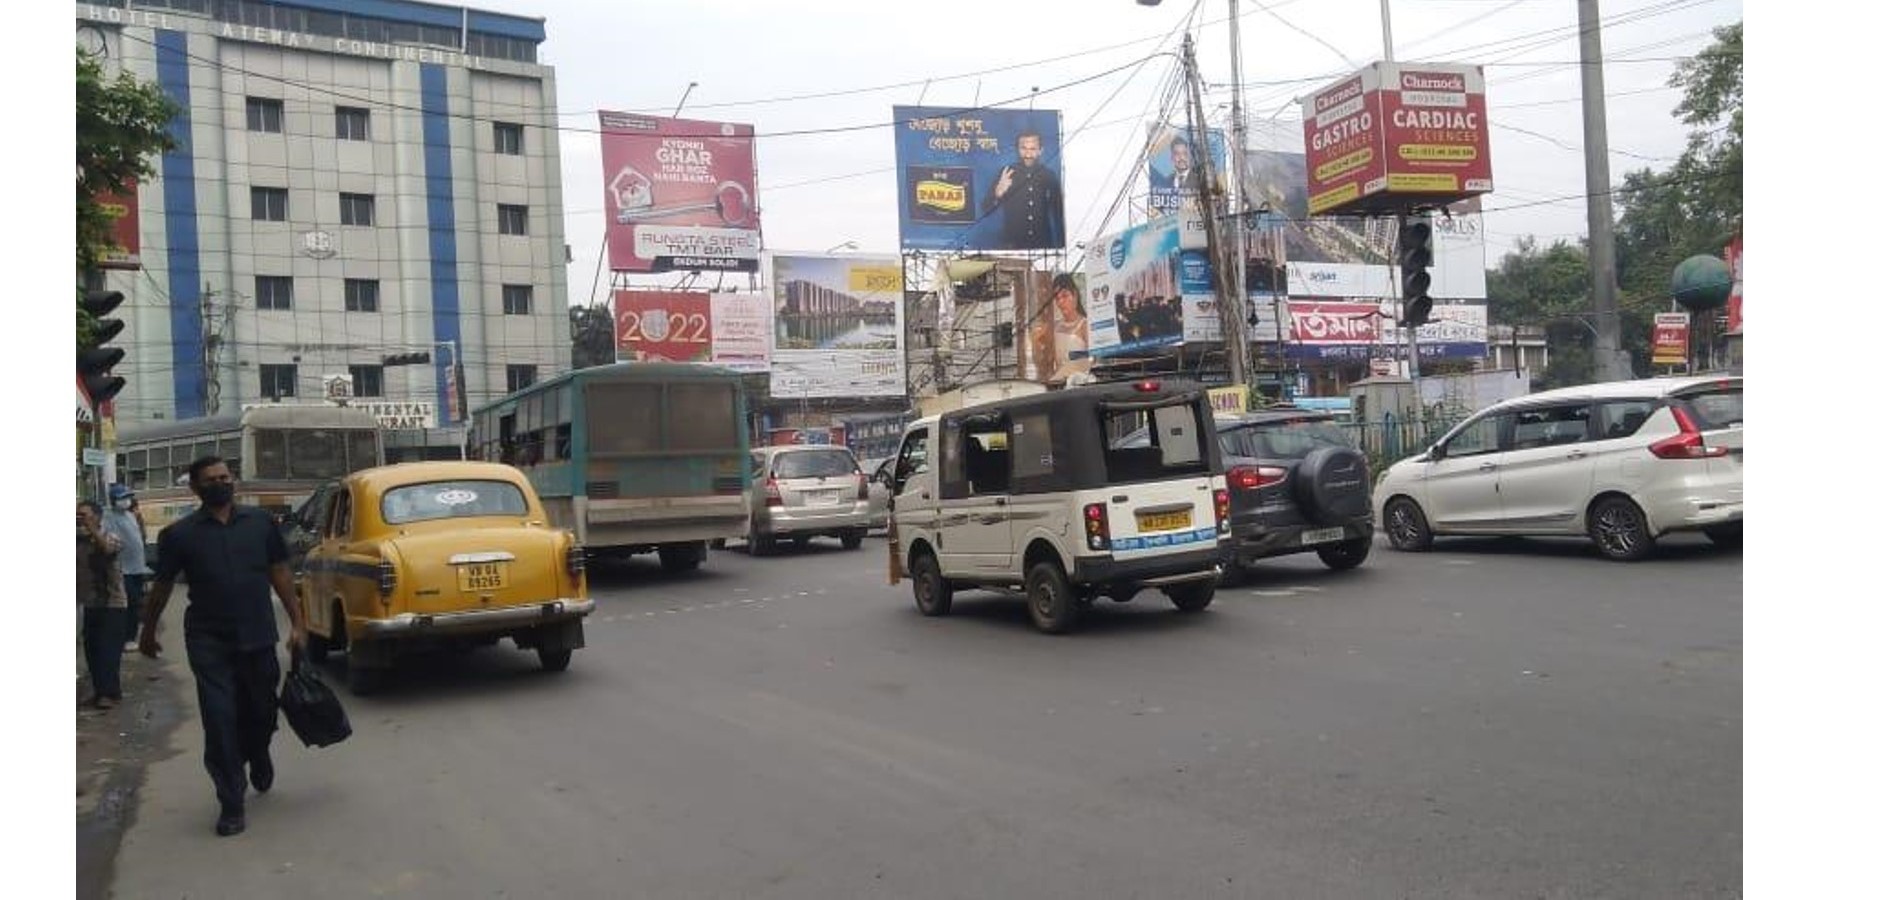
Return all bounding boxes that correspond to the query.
[894,106,1065,252]
[1273,298,1487,362]
[770,254,905,398]
[1146,123,1227,220]
[1019,270,1094,384]
[97,180,140,270]
[1652,312,1690,366]
[599,111,761,273]
[1242,149,1487,300]
[613,290,773,373]
[1083,216,1206,358]
[1301,62,1493,216]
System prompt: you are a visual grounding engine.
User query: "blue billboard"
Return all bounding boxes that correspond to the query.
[893,106,1065,252]
[1146,123,1228,220]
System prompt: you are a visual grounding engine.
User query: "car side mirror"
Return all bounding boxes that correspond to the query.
[1427,444,1446,462]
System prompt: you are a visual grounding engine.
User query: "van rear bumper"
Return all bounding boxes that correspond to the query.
[1070,544,1227,587]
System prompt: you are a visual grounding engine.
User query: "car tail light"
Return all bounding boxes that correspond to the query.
[1649,406,1729,460]
[1084,502,1111,552]
[765,477,783,507]
[376,559,396,598]
[1133,379,1161,393]
[856,472,869,501]
[565,543,586,576]
[1229,465,1287,490]
[1214,488,1231,534]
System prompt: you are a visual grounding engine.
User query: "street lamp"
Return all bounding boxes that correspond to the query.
[825,240,859,254]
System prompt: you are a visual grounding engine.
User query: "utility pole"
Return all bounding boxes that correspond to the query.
[1182,34,1251,389]
[1578,0,1628,381]
[1377,1,1423,381]
[1226,0,1252,390]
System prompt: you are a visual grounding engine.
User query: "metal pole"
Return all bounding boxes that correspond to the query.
[1181,35,1250,389]
[1380,0,1396,61]
[1227,0,1251,388]
[1578,0,1626,381]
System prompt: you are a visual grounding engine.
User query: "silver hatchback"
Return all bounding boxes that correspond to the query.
[745,446,873,554]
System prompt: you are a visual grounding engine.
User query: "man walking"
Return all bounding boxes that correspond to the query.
[78,499,126,709]
[104,485,150,652]
[139,456,306,837]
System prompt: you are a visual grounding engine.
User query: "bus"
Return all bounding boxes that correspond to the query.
[114,405,386,549]
[466,362,751,572]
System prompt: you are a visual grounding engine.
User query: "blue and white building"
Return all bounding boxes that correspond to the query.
[78,0,570,459]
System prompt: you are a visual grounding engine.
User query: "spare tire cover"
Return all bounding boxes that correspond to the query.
[1293,446,1373,525]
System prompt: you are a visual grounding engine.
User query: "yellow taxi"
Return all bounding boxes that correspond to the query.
[297,461,593,694]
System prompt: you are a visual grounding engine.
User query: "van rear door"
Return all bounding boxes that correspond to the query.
[1098,398,1221,559]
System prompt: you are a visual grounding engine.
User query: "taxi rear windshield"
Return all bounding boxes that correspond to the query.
[381,480,529,524]
[1102,401,1211,482]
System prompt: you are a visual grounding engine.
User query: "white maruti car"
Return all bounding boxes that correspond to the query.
[1372,375,1742,561]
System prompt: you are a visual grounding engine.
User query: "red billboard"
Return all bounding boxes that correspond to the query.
[1288,301,1382,344]
[97,180,140,270]
[1725,235,1742,335]
[599,112,761,273]
[614,291,713,363]
[1652,312,1690,366]
[1302,62,1492,216]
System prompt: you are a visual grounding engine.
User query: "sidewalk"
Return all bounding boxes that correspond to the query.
[77,641,188,900]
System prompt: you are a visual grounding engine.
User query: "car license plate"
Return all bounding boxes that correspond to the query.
[1300,527,1346,546]
[807,490,839,506]
[1137,510,1192,533]
[458,562,509,592]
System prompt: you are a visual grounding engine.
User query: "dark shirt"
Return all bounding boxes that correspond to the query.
[155,505,288,650]
[983,161,1063,250]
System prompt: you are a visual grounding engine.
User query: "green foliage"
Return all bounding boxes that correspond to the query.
[1483,23,1741,388]
[76,47,177,280]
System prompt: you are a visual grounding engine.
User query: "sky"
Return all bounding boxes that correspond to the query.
[463,0,1744,306]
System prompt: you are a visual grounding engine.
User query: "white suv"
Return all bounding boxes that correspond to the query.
[887,380,1232,633]
[1373,375,1742,561]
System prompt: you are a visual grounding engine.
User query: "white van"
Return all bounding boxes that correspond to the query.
[887,379,1232,633]
[1373,375,1743,561]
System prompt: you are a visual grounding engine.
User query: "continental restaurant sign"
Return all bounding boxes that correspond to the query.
[77,5,497,69]
[1300,61,1492,216]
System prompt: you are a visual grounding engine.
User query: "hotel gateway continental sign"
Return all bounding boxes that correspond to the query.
[77,0,568,464]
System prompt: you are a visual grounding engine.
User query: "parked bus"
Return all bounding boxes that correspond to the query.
[466,362,751,572]
[114,405,386,549]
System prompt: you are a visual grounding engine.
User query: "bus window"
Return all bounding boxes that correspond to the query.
[287,429,346,479]
[348,430,380,470]
[252,430,288,479]
[667,383,739,451]
[192,441,217,465]
[587,383,662,453]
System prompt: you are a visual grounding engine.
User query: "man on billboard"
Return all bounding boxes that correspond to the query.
[1155,138,1195,192]
[983,130,1064,251]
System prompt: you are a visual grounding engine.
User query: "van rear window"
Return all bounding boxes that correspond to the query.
[1103,402,1210,482]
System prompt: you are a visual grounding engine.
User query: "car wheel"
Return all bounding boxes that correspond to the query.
[1316,536,1372,570]
[1025,561,1079,634]
[1704,523,1742,548]
[658,543,702,573]
[1384,497,1434,552]
[1164,579,1216,613]
[537,647,573,672]
[748,522,774,557]
[840,529,866,550]
[1589,495,1655,562]
[910,549,953,617]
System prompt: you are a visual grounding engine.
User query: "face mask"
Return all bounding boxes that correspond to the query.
[198,483,236,507]
[114,499,132,511]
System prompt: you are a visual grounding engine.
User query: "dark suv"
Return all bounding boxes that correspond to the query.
[1118,405,1374,573]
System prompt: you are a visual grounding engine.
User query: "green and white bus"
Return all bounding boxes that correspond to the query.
[467,363,752,572]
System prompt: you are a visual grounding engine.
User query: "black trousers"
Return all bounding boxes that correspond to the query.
[184,629,281,811]
[80,606,123,700]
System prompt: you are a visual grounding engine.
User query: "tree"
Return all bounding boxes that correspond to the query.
[569,304,617,369]
[77,46,177,340]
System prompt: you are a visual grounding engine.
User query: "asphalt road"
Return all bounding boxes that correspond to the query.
[108,533,1740,899]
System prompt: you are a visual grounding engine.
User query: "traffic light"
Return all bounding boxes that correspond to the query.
[78,289,126,408]
[382,351,432,366]
[1397,218,1434,329]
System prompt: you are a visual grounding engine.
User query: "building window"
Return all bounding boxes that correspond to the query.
[344,279,379,312]
[503,284,532,316]
[340,193,376,226]
[506,365,538,393]
[245,97,283,133]
[349,365,384,398]
[251,187,288,222]
[336,106,370,141]
[259,364,298,399]
[255,276,294,310]
[494,122,524,156]
[498,204,528,236]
